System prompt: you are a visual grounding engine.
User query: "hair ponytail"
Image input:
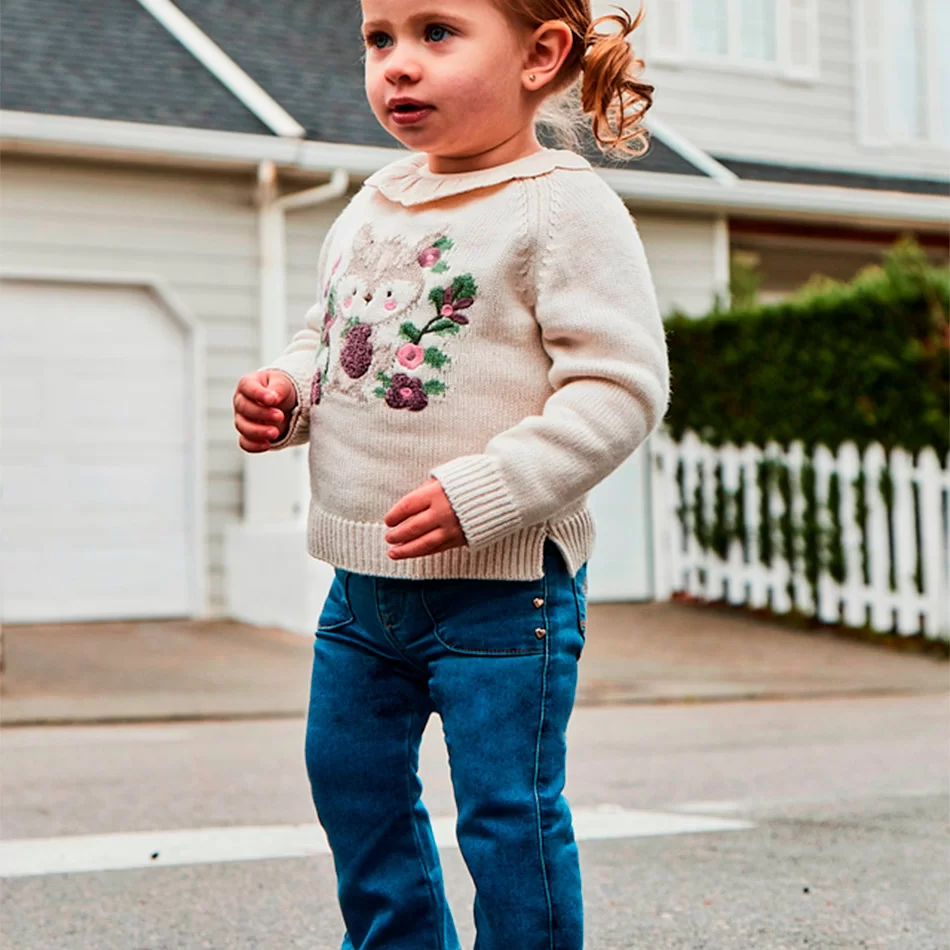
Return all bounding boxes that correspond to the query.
[495,1,653,157]
[581,7,653,156]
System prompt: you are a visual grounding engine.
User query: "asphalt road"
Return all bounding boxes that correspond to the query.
[2,695,948,949]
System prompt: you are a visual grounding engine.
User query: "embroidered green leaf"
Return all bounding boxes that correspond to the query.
[423,379,446,395]
[433,237,454,251]
[377,371,393,385]
[431,261,449,274]
[399,322,422,344]
[452,274,478,301]
[428,286,446,310]
[424,347,449,368]
[343,316,361,337]
[431,320,461,334]
[374,387,388,398]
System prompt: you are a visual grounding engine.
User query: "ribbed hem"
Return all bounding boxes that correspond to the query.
[264,369,309,450]
[306,504,594,580]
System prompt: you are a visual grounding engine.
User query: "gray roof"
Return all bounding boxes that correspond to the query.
[0,0,270,135]
[9,0,941,195]
[0,0,705,177]
[717,158,950,197]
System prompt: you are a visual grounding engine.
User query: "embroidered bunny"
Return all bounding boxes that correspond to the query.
[315,225,478,411]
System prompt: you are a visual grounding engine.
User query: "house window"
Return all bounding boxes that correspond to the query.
[649,0,816,78]
[691,0,777,63]
[857,0,950,146]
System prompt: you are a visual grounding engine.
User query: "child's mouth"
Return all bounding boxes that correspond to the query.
[389,102,435,126]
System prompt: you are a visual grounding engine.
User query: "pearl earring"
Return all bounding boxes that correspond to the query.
[529,73,536,82]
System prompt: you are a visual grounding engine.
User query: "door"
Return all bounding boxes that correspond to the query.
[0,279,196,622]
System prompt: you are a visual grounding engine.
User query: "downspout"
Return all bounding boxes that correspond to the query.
[256,161,350,367]
[246,161,349,524]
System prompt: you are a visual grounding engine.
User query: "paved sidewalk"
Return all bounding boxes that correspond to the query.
[1,603,946,725]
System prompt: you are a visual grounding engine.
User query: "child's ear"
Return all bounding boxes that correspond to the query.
[523,20,574,91]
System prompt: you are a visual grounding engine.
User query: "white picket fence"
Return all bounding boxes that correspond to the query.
[650,430,950,640]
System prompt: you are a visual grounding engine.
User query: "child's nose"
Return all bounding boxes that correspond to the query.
[384,54,423,85]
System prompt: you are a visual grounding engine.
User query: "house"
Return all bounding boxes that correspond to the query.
[1,0,946,633]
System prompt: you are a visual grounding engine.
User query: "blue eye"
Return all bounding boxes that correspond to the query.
[426,24,450,42]
[367,32,392,49]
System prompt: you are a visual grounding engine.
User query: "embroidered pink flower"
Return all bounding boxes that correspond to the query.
[418,247,441,268]
[436,286,474,325]
[385,374,428,412]
[397,343,425,370]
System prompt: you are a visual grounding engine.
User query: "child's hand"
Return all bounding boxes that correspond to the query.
[384,478,466,560]
[233,371,297,453]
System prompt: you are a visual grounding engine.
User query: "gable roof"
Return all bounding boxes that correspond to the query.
[0,0,270,135]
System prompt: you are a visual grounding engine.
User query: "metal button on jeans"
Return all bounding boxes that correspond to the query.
[533,597,544,609]
[535,627,547,639]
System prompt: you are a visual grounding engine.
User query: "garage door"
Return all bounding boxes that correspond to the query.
[0,279,197,623]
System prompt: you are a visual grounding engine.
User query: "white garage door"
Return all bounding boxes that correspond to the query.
[1,279,197,623]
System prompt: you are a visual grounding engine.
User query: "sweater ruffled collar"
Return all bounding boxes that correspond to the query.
[365,148,590,207]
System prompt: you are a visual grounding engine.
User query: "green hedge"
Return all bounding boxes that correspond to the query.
[663,239,950,457]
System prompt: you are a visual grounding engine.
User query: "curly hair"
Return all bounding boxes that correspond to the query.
[494,1,654,156]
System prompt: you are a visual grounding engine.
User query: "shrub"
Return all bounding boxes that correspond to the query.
[663,238,949,456]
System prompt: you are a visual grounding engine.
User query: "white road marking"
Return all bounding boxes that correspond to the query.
[0,806,753,879]
[0,725,194,748]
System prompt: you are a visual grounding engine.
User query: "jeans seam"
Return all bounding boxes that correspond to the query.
[374,579,429,675]
[533,570,556,950]
[405,709,446,950]
[316,572,356,633]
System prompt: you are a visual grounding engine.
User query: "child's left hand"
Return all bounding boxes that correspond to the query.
[384,478,466,560]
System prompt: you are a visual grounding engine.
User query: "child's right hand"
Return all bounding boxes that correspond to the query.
[233,371,297,453]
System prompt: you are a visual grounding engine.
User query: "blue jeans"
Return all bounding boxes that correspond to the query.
[304,539,588,950]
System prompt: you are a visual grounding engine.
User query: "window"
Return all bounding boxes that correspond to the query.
[651,0,817,79]
[690,0,777,63]
[857,0,950,146]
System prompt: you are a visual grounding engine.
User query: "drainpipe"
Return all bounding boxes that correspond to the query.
[245,161,350,524]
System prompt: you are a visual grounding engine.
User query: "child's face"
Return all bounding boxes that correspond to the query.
[362,0,535,167]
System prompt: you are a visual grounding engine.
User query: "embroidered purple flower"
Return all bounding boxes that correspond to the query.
[385,374,428,412]
[397,343,425,370]
[436,286,474,325]
[310,370,322,406]
[418,246,442,268]
[340,324,373,379]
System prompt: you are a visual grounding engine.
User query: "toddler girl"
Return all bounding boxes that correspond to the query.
[233,1,669,946]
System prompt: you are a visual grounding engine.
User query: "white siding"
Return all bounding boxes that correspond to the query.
[0,156,260,613]
[637,0,950,179]
[633,211,722,317]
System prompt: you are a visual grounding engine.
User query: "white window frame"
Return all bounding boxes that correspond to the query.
[856,0,949,148]
[645,0,819,81]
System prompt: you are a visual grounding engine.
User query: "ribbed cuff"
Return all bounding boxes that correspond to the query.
[264,369,310,450]
[430,455,522,550]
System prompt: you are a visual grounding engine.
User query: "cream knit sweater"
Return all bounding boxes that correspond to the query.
[263,148,669,580]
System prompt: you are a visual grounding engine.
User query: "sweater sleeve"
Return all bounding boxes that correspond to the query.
[430,172,670,550]
[260,222,337,451]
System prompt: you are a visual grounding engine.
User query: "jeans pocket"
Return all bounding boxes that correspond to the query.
[421,576,548,656]
[316,569,355,633]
